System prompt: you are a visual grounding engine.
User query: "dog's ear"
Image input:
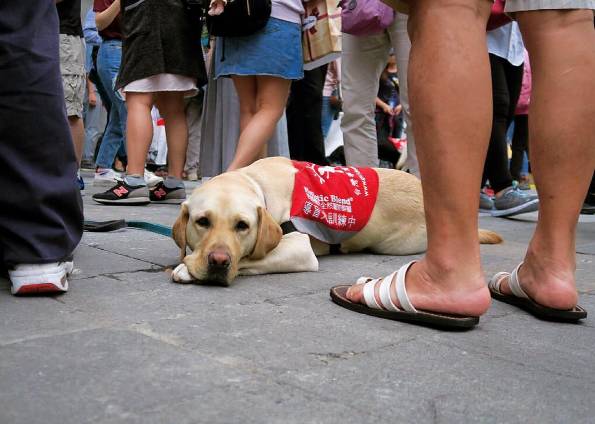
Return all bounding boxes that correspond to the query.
[250,206,282,260]
[172,202,189,261]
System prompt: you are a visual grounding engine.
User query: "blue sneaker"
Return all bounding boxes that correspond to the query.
[479,192,494,212]
[491,182,539,217]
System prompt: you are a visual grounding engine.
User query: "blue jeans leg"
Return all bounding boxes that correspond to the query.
[321,96,334,140]
[95,40,127,169]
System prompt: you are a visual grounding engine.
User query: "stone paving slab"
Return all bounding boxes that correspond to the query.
[0,180,593,423]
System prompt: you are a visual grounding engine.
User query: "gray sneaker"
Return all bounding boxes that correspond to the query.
[149,181,186,204]
[92,180,150,205]
[491,183,539,217]
[479,192,494,211]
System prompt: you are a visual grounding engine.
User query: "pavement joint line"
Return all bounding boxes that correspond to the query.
[265,373,387,422]
[122,323,381,418]
[71,267,168,282]
[120,321,408,419]
[260,288,328,305]
[435,339,595,384]
[82,241,167,268]
[307,336,419,365]
[0,325,109,348]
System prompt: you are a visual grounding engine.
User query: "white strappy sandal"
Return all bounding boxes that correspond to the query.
[330,261,480,329]
[489,262,587,321]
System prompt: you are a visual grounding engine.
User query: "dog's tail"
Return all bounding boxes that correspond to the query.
[478,229,503,244]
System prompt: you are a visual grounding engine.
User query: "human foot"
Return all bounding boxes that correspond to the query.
[346,260,491,317]
[331,259,491,329]
[488,246,587,321]
[490,254,580,312]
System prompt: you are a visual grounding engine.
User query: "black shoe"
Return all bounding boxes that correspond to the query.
[149,181,187,204]
[92,180,150,205]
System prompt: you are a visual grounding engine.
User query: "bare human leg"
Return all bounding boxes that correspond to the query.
[346,0,493,318]
[227,76,290,171]
[68,115,85,166]
[155,91,188,179]
[494,9,595,310]
[233,75,257,133]
[125,91,155,177]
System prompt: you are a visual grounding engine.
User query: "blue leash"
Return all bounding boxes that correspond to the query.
[83,220,172,237]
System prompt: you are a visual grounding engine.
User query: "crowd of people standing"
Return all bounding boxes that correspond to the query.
[0,0,594,330]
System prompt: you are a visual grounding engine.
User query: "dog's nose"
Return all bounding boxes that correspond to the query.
[208,251,231,268]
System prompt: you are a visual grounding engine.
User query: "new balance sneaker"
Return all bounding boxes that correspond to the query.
[92,180,150,205]
[479,192,494,212]
[9,261,73,295]
[144,168,163,187]
[93,168,121,187]
[491,183,539,217]
[149,181,186,204]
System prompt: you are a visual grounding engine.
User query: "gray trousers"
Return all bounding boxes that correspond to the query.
[184,93,204,173]
[341,12,419,176]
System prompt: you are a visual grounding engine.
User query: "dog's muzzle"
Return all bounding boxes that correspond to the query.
[204,250,232,285]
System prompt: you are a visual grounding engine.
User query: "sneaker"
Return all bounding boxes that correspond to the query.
[144,168,163,187]
[149,181,186,204]
[479,192,494,211]
[491,182,539,217]
[92,180,150,205]
[9,261,73,295]
[93,168,121,187]
[518,180,531,190]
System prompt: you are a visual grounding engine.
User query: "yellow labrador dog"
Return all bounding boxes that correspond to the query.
[171,157,501,285]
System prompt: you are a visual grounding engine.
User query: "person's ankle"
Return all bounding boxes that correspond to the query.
[124,174,146,187]
[164,176,184,189]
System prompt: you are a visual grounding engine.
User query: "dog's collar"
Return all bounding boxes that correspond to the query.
[281,221,297,235]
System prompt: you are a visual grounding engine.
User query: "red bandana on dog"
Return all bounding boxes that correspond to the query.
[290,161,379,244]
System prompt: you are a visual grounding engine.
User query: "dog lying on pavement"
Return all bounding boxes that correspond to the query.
[171,157,502,286]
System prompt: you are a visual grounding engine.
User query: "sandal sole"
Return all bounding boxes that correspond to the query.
[330,285,479,330]
[490,291,587,322]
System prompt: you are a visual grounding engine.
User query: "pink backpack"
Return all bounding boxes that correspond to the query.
[341,0,396,36]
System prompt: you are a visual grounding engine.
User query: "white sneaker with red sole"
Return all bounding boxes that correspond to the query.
[9,261,73,295]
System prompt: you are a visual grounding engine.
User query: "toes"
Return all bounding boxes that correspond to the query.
[346,283,364,304]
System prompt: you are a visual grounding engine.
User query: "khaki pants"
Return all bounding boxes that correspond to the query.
[340,12,419,176]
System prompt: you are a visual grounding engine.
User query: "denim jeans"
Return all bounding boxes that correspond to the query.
[321,96,334,140]
[82,85,107,164]
[95,40,126,169]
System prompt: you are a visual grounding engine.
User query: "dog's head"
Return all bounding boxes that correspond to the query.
[172,173,282,285]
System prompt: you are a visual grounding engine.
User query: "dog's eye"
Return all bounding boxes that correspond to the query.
[196,217,210,228]
[235,220,249,231]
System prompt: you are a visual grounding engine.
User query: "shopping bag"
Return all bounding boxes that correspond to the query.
[341,0,395,36]
[302,0,342,71]
[324,111,344,157]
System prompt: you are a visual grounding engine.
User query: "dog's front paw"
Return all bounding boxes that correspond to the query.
[172,263,195,284]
